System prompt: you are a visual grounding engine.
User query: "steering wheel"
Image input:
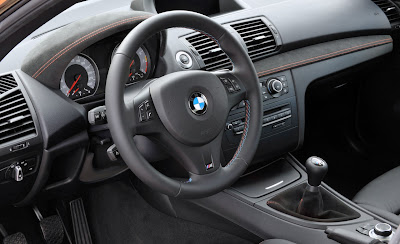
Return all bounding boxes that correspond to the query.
[106,11,262,198]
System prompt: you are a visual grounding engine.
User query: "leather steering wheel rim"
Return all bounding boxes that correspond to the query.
[106,10,262,198]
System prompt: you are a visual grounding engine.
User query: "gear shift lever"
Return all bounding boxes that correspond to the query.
[297,156,328,217]
[305,156,328,187]
[268,156,359,221]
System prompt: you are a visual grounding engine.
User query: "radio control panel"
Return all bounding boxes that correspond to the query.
[223,70,299,165]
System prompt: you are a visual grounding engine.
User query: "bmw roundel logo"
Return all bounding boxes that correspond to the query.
[189,92,208,115]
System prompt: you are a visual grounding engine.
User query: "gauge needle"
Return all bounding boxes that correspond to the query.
[73,88,79,95]
[128,60,134,78]
[67,74,81,96]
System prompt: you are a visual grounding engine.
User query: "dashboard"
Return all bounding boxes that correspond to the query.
[0,0,396,206]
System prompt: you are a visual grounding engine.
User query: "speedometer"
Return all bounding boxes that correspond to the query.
[60,54,99,100]
[111,44,151,84]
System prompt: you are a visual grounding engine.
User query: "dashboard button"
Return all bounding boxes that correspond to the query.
[179,54,189,64]
[175,51,193,69]
[283,87,289,94]
[277,76,287,82]
[233,125,244,133]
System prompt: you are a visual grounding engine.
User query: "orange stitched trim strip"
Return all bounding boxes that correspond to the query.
[33,15,152,79]
[257,38,393,77]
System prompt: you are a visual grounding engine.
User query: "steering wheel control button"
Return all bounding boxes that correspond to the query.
[219,77,241,93]
[189,92,208,115]
[176,51,193,69]
[144,101,151,110]
[139,100,153,122]
[229,79,241,91]
[146,111,154,120]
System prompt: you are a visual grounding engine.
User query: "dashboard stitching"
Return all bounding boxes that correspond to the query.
[257,38,393,77]
[226,99,250,167]
[33,15,153,79]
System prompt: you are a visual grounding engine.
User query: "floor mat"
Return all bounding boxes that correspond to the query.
[84,181,253,244]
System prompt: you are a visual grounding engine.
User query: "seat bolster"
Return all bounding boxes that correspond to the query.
[358,204,400,225]
[353,166,400,214]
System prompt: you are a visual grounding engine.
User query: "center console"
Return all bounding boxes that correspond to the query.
[220,155,397,244]
[222,70,299,165]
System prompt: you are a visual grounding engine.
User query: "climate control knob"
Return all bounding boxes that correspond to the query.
[267,78,283,94]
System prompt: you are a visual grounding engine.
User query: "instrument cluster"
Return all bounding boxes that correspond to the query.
[59,31,158,103]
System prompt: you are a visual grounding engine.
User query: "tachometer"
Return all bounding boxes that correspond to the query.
[111,44,151,84]
[60,54,99,100]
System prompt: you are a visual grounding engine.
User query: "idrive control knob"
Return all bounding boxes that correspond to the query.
[369,223,394,242]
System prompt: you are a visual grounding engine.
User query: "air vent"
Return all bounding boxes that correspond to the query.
[185,33,233,71]
[372,0,400,24]
[231,19,278,61]
[0,74,17,94]
[0,90,36,145]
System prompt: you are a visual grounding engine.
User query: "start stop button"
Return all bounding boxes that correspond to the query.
[176,51,193,69]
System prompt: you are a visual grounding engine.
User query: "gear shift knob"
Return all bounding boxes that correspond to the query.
[305,156,328,187]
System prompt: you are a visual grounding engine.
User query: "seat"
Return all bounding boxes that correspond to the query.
[353,166,400,225]
[260,240,296,244]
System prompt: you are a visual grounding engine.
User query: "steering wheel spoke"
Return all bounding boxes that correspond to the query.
[158,131,223,175]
